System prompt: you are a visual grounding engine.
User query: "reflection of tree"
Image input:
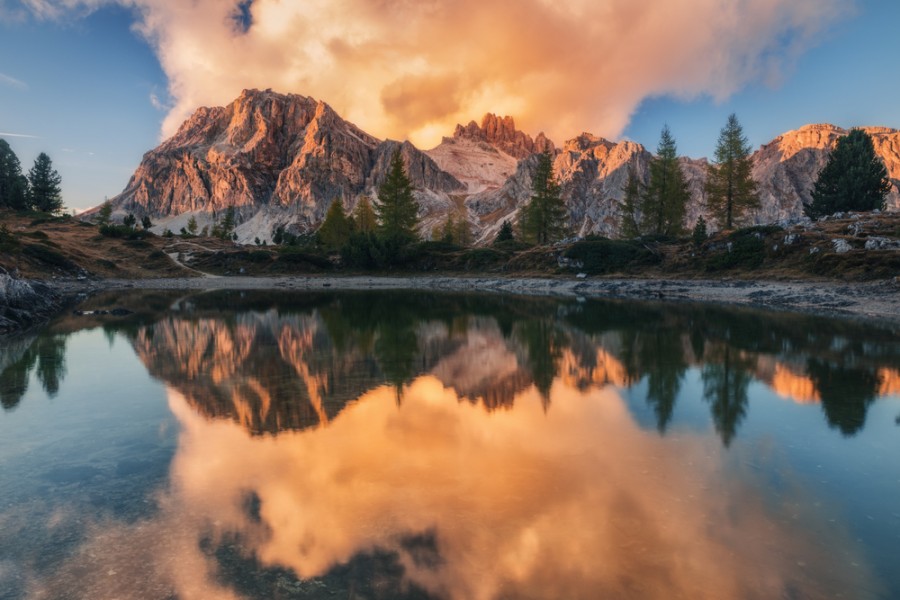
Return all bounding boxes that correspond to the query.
[0,334,68,409]
[34,335,67,397]
[642,330,687,434]
[375,317,419,396]
[806,359,879,436]
[0,349,36,410]
[515,320,565,408]
[702,346,753,447]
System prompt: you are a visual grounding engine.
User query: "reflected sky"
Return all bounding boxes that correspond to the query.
[1,291,899,599]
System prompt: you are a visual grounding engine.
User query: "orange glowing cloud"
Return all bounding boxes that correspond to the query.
[26,376,882,599]
[34,0,851,147]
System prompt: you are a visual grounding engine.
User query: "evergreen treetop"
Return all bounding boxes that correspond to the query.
[0,139,30,211]
[619,162,643,239]
[640,125,689,236]
[353,196,377,233]
[28,152,63,214]
[520,151,567,245]
[317,198,353,249]
[805,128,890,219]
[705,114,759,229]
[376,150,419,241]
[495,219,515,243]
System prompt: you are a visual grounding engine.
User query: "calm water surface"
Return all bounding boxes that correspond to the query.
[1,290,899,599]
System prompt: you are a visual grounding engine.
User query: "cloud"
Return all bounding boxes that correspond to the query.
[0,72,28,91]
[24,381,881,599]
[149,90,168,111]
[0,131,40,138]
[26,0,852,147]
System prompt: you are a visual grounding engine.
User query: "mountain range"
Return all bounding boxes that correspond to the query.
[106,88,900,244]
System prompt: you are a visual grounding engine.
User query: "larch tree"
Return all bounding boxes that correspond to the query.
[27,152,63,214]
[805,128,890,219]
[520,151,567,245]
[705,114,759,229]
[376,150,419,241]
[317,198,353,249]
[640,125,689,236]
[0,139,30,211]
[353,196,377,233]
[619,162,643,239]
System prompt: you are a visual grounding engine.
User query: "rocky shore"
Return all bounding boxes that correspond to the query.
[52,274,900,325]
[0,268,70,335]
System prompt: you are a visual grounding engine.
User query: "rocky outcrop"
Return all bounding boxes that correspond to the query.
[105,89,463,242]
[752,124,900,225]
[104,88,900,244]
[0,268,64,334]
[451,114,555,159]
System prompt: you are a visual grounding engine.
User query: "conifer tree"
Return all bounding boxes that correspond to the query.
[619,162,643,238]
[705,114,759,229]
[96,200,112,226]
[186,215,198,236]
[494,219,515,244]
[439,214,456,243]
[521,151,567,245]
[0,139,30,211]
[376,150,419,241]
[317,198,352,249]
[141,215,153,230]
[353,196,377,233]
[640,125,689,236]
[28,152,63,213]
[805,128,890,219]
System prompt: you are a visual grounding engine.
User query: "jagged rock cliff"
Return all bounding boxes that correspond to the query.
[110,89,462,242]
[106,88,900,244]
[753,124,900,224]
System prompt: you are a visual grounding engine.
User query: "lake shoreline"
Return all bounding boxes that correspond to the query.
[51,274,900,325]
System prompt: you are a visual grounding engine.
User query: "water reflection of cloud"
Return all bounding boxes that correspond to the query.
[28,375,882,600]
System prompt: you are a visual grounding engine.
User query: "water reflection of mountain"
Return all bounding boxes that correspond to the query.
[121,291,900,443]
[4,290,899,442]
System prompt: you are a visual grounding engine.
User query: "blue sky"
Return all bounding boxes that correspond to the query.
[1,0,898,211]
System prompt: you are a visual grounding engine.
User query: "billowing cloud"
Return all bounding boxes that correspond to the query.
[23,380,881,599]
[27,0,851,147]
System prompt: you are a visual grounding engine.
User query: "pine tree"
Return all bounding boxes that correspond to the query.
[353,196,377,233]
[213,206,236,240]
[317,198,353,249]
[520,151,567,245]
[640,126,689,236]
[186,215,198,236]
[619,162,643,238]
[455,216,472,246]
[439,214,456,243]
[123,213,136,229]
[692,215,708,246]
[706,114,759,229]
[805,128,890,219]
[0,139,30,211]
[141,215,153,230]
[376,150,419,241]
[494,219,515,244]
[96,200,112,226]
[28,152,63,213]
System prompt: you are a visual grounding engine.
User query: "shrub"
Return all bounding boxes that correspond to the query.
[705,229,768,271]
[564,238,658,274]
[22,243,76,269]
[100,224,152,240]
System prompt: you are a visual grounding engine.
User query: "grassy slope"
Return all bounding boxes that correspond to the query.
[2,210,899,282]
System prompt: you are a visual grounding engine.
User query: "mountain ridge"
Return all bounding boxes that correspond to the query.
[104,88,900,244]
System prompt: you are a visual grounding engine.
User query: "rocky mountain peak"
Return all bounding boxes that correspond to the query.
[452,113,555,159]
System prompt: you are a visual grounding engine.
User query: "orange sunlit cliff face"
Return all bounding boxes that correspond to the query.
[28,378,880,600]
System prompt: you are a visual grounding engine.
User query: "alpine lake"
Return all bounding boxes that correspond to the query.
[1,289,898,600]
